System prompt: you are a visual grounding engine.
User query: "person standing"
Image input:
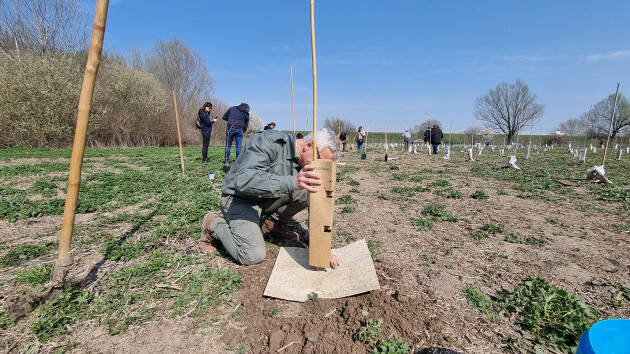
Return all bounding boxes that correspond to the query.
[339,130,348,152]
[199,102,217,163]
[430,124,443,154]
[357,126,366,152]
[402,130,411,151]
[223,103,250,168]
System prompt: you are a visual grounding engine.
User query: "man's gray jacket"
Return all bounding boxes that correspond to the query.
[221,130,299,200]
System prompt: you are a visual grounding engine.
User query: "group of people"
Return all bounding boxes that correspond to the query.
[401,125,444,154]
[197,102,256,167]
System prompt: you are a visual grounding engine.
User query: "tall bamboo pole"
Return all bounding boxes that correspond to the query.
[53,0,109,283]
[602,83,620,167]
[290,65,295,134]
[172,91,185,173]
[310,0,318,160]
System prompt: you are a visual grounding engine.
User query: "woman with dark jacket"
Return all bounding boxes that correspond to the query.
[199,102,216,163]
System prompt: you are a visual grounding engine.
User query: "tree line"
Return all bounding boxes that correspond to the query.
[0,0,263,148]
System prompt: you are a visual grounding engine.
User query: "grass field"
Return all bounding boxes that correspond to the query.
[1,144,629,353]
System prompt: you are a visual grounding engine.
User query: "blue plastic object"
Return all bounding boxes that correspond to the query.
[576,319,630,354]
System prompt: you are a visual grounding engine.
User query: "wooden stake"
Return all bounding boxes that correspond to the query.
[310,0,317,162]
[53,0,109,284]
[602,83,620,167]
[290,65,295,134]
[307,0,335,269]
[172,91,185,173]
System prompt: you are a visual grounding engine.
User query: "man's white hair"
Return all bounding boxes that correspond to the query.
[303,128,341,160]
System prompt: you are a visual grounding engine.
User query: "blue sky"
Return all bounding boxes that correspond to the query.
[89,0,630,134]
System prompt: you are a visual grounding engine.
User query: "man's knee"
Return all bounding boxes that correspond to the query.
[240,246,266,265]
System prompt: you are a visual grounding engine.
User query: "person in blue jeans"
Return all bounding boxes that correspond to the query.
[198,102,216,163]
[222,103,250,167]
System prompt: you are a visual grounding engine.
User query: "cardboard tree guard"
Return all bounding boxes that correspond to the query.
[308,159,336,268]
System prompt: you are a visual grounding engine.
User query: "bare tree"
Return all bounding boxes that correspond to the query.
[474,79,544,144]
[589,93,630,139]
[246,111,263,136]
[556,118,587,137]
[411,118,441,135]
[0,0,88,56]
[323,117,355,135]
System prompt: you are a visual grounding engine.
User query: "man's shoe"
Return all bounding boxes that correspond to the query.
[200,212,219,252]
[262,219,309,243]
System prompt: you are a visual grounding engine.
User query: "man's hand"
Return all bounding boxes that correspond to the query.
[330,253,340,268]
[294,164,321,192]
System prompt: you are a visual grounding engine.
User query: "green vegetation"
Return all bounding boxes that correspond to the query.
[496,277,599,353]
[391,185,430,197]
[462,286,494,315]
[354,311,382,344]
[471,188,489,200]
[391,173,408,181]
[14,264,53,284]
[482,223,506,234]
[504,233,546,246]
[270,306,280,318]
[421,203,458,222]
[337,195,356,205]
[342,205,356,213]
[491,252,508,259]
[371,337,409,354]
[0,243,53,267]
[410,217,434,230]
[431,179,451,187]
[348,179,361,187]
[367,240,381,258]
[32,286,93,342]
[434,187,463,199]
[0,306,16,329]
[471,231,489,240]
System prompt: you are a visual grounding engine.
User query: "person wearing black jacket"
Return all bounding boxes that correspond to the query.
[222,103,250,166]
[199,102,216,163]
[430,125,443,154]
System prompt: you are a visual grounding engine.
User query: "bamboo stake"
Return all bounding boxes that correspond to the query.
[172,91,185,173]
[290,65,295,134]
[602,83,620,167]
[310,0,318,161]
[53,0,109,284]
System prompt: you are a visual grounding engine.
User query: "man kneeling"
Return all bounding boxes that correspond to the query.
[200,128,340,267]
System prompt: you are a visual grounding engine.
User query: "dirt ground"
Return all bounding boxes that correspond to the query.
[1,147,629,353]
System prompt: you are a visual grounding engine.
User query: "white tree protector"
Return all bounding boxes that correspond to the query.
[500,148,505,157]
[585,165,612,184]
[525,144,531,159]
[579,148,587,163]
[568,143,572,150]
[443,146,451,160]
[467,148,474,162]
[413,144,417,154]
[491,145,495,152]
[614,144,619,150]
[504,155,520,169]
[593,147,597,153]
[478,146,484,156]
[626,147,630,154]
[574,150,579,158]
[408,144,412,153]
[590,144,593,150]
[618,149,623,160]
[601,145,604,149]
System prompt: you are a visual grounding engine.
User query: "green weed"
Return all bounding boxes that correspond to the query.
[391,185,430,197]
[342,206,356,213]
[32,286,93,342]
[410,217,434,230]
[471,188,489,200]
[434,187,462,199]
[0,243,53,267]
[431,179,451,186]
[367,240,381,259]
[471,231,489,240]
[0,306,16,329]
[270,306,280,318]
[491,252,508,259]
[421,203,458,222]
[462,286,493,315]
[14,264,52,284]
[371,337,409,354]
[337,195,356,205]
[350,187,360,193]
[482,223,506,234]
[354,311,382,344]
[348,179,360,187]
[504,233,546,246]
[392,173,408,181]
[495,277,599,353]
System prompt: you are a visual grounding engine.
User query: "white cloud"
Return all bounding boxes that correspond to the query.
[586,50,630,62]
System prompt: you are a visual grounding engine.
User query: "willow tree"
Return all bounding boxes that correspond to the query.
[474,79,544,144]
